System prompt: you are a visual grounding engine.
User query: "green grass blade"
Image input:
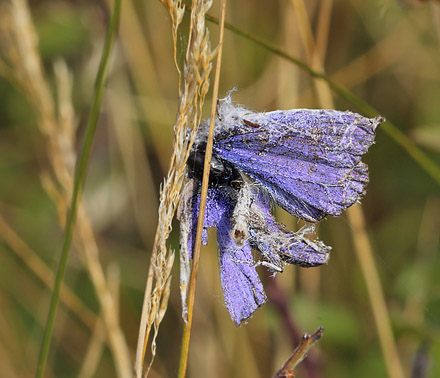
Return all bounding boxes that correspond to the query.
[35,0,121,377]
[198,7,440,186]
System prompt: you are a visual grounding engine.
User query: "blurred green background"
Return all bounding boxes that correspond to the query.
[1,0,440,377]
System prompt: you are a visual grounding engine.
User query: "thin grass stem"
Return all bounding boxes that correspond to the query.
[35,1,121,376]
[0,215,96,332]
[182,3,440,187]
[348,206,405,378]
[292,2,404,376]
[177,0,227,377]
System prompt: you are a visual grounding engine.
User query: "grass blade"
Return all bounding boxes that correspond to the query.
[187,5,440,186]
[35,0,121,376]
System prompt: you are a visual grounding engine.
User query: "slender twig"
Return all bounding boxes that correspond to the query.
[273,328,324,378]
[177,0,227,377]
[35,1,121,376]
[265,273,321,378]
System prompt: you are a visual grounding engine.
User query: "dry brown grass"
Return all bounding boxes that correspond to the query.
[0,1,131,376]
[134,0,217,376]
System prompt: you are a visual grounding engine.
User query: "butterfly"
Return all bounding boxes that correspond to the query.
[178,94,384,325]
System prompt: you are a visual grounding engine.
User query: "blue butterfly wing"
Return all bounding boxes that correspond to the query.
[214,109,382,221]
[217,216,267,326]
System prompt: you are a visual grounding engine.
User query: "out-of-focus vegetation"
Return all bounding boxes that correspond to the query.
[0,0,440,377]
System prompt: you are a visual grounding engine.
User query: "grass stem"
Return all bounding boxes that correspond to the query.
[183,3,440,187]
[35,1,121,376]
[177,0,227,377]
[348,205,405,378]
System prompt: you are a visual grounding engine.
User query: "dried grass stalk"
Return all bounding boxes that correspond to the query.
[0,1,131,377]
[293,2,404,377]
[0,215,97,332]
[134,0,216,376]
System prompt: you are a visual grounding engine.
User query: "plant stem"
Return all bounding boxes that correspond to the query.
[35,1,121,376]
[348,205,405,378]
[183,3,440,187]
[177,0,227,377]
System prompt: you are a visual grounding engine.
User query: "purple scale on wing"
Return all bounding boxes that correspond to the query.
[217,214,267,325]
[248,188,330,268]
[213,109,383,221]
